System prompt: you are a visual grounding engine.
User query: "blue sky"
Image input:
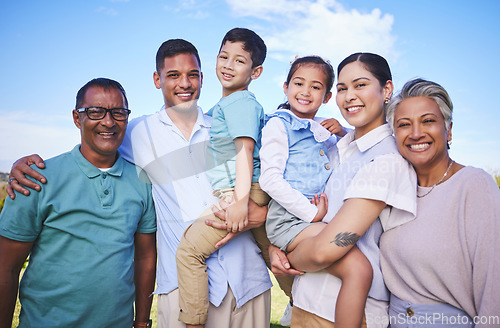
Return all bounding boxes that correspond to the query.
[1,0,499,173]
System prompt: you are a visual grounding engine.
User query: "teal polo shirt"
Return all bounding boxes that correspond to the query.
[0,145,156,327]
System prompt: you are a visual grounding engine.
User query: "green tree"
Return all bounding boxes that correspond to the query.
[0,183,6,213]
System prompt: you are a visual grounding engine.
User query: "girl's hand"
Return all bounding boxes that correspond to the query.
[321,118,347,138]
[311,193,328,222]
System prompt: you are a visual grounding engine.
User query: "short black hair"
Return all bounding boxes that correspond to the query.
[75,78,128,109]
[219,28,267,68]
[156,39,201,73]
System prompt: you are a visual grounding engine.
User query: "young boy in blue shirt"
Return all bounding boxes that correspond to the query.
[175,28,290,327]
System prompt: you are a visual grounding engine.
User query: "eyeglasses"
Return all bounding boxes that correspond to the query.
[75,107,131,121]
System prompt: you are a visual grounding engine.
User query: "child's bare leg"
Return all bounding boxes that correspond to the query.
[324,246,372,328]
[286,222,327,253]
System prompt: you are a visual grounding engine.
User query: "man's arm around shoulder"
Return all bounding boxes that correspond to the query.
[6,154,46,199]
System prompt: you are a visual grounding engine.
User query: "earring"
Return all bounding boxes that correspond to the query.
[384,99,389,104]
[447,140,452,149]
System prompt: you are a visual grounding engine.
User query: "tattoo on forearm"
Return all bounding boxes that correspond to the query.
[330,232,361,247]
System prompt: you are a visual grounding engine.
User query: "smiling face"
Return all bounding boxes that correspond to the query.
[216,41,262,97]
[393,96,452,171]
[73,86,127,168]
[284,64,332,119]
[336,61,393,138]
[153,53,202,113]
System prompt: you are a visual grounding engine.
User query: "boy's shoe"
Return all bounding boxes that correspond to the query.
[280,302,292,326]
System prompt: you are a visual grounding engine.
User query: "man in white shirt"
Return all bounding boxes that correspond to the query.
[6,39,272,328]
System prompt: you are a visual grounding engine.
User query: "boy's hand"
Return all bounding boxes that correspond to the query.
[225,200,248,233]
[311,193,328,222]
[321,118,347,138]
[207,199,268,248]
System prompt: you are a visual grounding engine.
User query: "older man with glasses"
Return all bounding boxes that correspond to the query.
[0,78,157,328]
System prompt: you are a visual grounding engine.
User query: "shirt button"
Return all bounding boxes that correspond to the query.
[220,255,224,261]
[104,190,109,195]
[324,164,331,170]
[406,307,414,317]
[103,174,107,179]
[319,150,325,156]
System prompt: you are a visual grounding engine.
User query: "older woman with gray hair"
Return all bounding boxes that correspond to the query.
[381,78,500,327]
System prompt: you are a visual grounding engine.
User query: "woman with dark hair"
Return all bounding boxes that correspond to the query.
[271,52,417,327]
[381,78,500,327]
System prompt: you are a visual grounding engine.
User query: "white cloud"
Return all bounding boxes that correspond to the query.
[226,0,397,65]
[163,0,211,18]
[96,6,119,16]
[226,0,312,18]
[179,0,197,9]
[188,10,210,19]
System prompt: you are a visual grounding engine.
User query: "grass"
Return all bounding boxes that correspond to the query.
[270,272,290,327]
[0,182,7,213]
[12,270,289,327]
[0,181,7,198]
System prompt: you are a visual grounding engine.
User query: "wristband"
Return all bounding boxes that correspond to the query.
[133,319,152,328]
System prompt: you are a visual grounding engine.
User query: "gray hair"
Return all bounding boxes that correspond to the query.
[387,78,453,130]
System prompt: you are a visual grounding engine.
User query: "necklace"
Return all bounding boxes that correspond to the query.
[417,160,454,198]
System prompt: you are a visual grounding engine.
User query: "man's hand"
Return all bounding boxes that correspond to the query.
[206,198,268,248]
[269,244,303,277]
[311,193,328,223]
[321,118,347,138]
[6,154,46,199]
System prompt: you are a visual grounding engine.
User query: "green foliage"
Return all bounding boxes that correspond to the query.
[0,183,6,213]
[0,172,9,182]
[495,175,500,189]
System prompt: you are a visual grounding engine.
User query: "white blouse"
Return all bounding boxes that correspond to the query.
[259,113,338,222]
[292,124,417,324]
